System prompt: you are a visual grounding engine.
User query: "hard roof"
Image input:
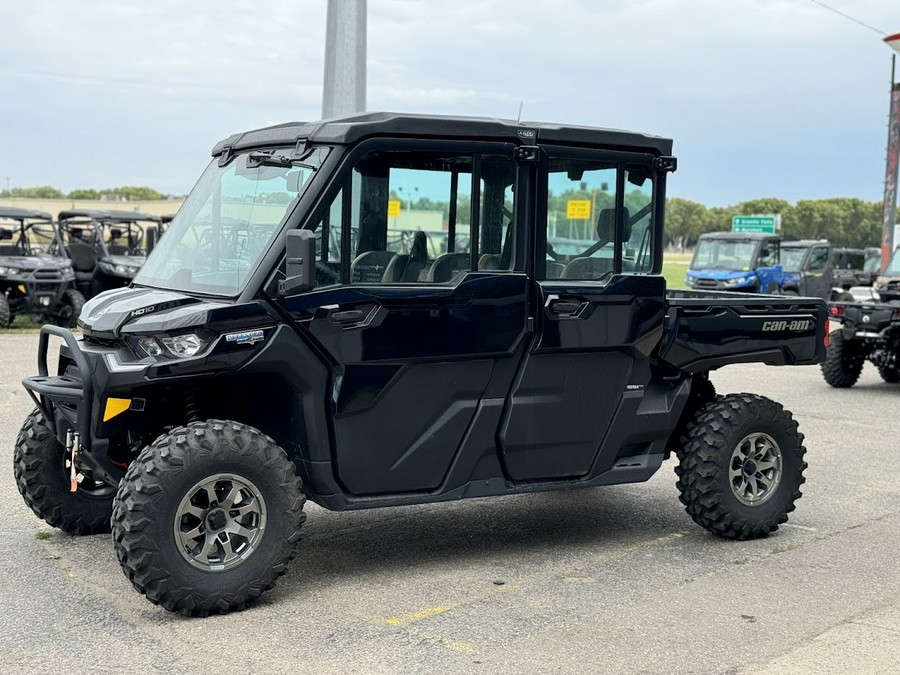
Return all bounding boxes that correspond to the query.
[698,231,780,240]
[58,209,162,223]
[211,111,673,157]
[0,207,52,220]
[782,239,829,247]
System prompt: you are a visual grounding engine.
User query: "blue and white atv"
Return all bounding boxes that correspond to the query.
[686,231,783,293]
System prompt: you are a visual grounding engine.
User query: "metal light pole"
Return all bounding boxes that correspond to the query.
[322,0,366,118]
[880,33,900,272]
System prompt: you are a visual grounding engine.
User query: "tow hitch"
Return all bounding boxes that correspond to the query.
[65,430,82,493]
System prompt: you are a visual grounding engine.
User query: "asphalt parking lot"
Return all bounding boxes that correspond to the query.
[1,330,899,674]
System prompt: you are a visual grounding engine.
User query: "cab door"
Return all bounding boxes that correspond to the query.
[756,238,783,293]
[277,142,527,496]
[803,244,833,299]
[497,147,666,481]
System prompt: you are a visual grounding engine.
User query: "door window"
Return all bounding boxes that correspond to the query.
[759,240,779,267]
[542,155,655,280]
[808,246,828,272]
[309,149,516,285]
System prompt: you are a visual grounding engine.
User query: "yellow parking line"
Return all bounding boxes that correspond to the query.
[384,605,451,626]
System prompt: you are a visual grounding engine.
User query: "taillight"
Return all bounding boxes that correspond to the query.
[892,308,900,321]
[824,330,830,348]
[830,305,845,316]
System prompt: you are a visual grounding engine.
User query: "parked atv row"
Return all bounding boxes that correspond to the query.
[0,208,164,327]
[685,232,870,302]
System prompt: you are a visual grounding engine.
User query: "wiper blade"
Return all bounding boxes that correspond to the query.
[247,152,318,170]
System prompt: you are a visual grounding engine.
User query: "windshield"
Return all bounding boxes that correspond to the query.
[691,238,758,271]
[0,219,59,256]
[864,254,881,273]
[136,147,326,296]
[779,247,807,272]
[100,221,154,257]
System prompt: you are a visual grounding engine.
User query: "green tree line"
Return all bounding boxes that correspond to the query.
[666,196,884,249]
[0,185,166,200]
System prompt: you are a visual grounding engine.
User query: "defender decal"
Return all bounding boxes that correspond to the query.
[225,329,265,345]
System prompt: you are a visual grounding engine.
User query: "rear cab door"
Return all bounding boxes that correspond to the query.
[497,145,674,482]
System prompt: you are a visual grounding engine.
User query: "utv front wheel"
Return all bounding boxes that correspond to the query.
[55,288,86,328]
[112,420,306,615]
[877,365,900,383]
[821,330,864,388]
[675,394,807,540]
[0,293,10,328]
[13,408,115,534]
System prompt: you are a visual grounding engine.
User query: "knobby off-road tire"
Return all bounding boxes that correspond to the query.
[821,329,864,388]
[877,365,900,383]
[675,394,807,540]
[112,420,306,616]
[13,408,115,535]
[55,288,86,328]
[0,293,10,328]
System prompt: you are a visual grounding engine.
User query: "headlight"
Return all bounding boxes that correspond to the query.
[723,276,751,287]
[161,333,205,358]
[100,261,140,277]
[137,337,164,357]
[135,333,206,359]
[0,266,11,277]
[114,264,140,277]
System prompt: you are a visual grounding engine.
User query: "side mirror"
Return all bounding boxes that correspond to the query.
[0,229,12,240]
[147,227,157,253]
[279,229,316,296]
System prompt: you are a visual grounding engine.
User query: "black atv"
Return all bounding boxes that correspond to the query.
[17,113,828,616]
[0,208,84,328]
[58,209,162,299]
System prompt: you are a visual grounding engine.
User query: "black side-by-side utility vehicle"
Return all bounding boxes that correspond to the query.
[16,113,828,615]
[0,207,84,327]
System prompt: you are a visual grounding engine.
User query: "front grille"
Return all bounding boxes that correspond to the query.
[33,269,63,280]
[34,283,59,293]
[692,278,720,289]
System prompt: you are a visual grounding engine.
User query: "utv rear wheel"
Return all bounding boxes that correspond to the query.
[0,293,10,328]
[112,420,306,616]
[55,289,86,328]
[821,330,864,388]
[675,394,807,540]
[13,408,115,535]
[877,365,900,383]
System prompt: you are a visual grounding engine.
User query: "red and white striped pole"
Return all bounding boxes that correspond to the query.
[881,33,900,272]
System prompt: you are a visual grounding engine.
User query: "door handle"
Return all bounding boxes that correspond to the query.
[549,300,583,316]
[330,309,366,324]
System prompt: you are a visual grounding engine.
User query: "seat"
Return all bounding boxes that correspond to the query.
[350,250,398,283]
[0,244,20,256]
[478,254,501,270]
[67,239,98,275]
[383,231,430,282]
[425,253,469,283]
[546,261,565,278]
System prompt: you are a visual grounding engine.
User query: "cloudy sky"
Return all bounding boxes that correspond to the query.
[0,0,897,206]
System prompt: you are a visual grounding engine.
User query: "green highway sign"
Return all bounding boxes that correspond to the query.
[732,215,779,233]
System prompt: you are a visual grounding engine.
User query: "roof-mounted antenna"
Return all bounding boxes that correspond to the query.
[517,101,524,122]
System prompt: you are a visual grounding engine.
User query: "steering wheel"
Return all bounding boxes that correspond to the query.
[315,261,340,285]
